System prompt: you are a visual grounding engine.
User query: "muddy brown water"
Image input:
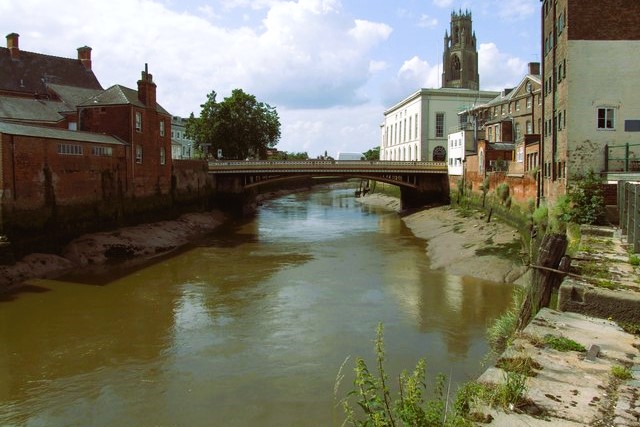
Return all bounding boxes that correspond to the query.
[0,188,514,426]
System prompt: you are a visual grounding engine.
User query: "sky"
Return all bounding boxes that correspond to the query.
[1,0,541,158]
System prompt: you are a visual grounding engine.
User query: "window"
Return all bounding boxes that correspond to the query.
[501,105,505,116]
[432,146,446,161]
[160,147,166,165]
[526,97,532,109]
[526,82,532,92]
[488,127,493,142]
[409,116,412,140]
[58,144,83,155]
[558,63,563,83]
[435,112,445,138]
[597,108,615,130]
[515,122,521,140]
[160,120,165,137]
[558,112,563,130]
[135,144,143,163]
[526,120,532,134]
[68,122,77,131]
[515,100,520,111]
[135,111,142,132]
[415,114,418,138]
[91,146,113,156]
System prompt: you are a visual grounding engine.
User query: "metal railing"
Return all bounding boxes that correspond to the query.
[605,142,640,172]
[618,181,640,253]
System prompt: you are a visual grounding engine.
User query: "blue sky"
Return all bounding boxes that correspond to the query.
[1,0,540,157]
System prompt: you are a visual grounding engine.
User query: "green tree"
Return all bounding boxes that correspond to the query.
[186,89,281,159]
[364,146,380,161]
[269,151,309,160]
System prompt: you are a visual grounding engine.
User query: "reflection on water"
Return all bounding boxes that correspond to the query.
[0,188,515,426]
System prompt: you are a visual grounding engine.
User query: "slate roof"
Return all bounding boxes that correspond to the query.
[0,120,127,145]
[46,83,103,111]
[0,96,66,123]
[79,84,171,116]
[0,47,102,95]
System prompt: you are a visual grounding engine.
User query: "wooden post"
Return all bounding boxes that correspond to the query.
[517,233,568,330]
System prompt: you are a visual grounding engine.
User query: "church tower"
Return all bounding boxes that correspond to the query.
[442,10,479,90]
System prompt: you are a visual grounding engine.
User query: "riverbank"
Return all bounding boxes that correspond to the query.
[0,210,226,292]
[357,193,528,284]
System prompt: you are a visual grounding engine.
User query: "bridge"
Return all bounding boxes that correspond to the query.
[207,160,450,214]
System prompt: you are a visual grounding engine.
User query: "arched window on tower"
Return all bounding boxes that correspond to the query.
[453,26,459,45]
[451,55,461,81]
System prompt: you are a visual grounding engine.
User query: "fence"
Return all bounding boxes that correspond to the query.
[618,181,640,253]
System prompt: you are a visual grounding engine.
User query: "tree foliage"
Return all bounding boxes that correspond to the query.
[364,146,380,161]
[567,170,605,225]
[185,89,281,159]
[269,151,309,160]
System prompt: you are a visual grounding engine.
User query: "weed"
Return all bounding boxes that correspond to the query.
[496,357,542,377]
[544,335,586,352]
[619,322,640,336]
[593,279,619,290]
[487,288,524,354]
[629,254,640,266]
[611,365,632,381]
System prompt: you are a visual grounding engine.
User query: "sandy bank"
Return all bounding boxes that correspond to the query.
[358,193,528,284]
[0,211,226,291]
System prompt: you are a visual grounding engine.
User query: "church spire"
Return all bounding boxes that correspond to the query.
[441,9,479,90]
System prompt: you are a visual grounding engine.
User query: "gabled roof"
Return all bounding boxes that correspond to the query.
[0,47,102,95]
[47,83,103,112]
[79,84,170,116]
[0,120,127,145]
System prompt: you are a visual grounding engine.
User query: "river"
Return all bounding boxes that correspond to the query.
[0,187,514,426]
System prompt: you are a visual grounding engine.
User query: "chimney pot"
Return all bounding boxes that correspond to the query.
[6,32,19,59]
[528,62,540,76]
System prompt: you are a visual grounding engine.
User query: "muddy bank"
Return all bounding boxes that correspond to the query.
[0,211,226,291]
[357,193,528,284]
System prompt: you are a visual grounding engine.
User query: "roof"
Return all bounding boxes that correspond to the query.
[47,83,103,110]
[0,47,102,95]
[0,120,127,145]
[488,142,515,151]
[79,84,170,116]
[0,96,66,123]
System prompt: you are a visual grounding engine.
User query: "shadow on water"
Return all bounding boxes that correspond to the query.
[0,283,52,303]
[52,217,262,287]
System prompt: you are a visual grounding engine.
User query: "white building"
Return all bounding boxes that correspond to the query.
[380,10,498,162]
[171,116,195,159]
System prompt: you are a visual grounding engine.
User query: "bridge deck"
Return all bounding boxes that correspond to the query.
[207,160,448,174]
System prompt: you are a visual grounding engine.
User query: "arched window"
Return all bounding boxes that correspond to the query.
[433,146,446,161]
[451,55,461,80]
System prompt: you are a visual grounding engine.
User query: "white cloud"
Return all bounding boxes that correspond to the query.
[432,0,454,8]
[418,14,438,29]
[478,43,528,91]
[497,0,536,21]
[379,56,441,106]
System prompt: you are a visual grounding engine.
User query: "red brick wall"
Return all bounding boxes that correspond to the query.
[1,133,127,211]
[567,0,640,40]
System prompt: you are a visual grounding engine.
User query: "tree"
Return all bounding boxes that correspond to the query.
[186,89,281,159]
[363,146,380,161]
[269,151,309,160]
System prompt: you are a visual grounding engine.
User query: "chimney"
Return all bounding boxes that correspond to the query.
[528,62,540,76]
[6,33,19,59]
[77,46,92,71]
[137,63,156,107]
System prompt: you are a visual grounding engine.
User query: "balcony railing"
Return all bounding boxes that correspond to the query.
[605,143,640,172]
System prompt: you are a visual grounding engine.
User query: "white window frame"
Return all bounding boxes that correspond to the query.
[597,107,615,130]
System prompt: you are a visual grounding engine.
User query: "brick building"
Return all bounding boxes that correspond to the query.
[0,33,194,255]
[540,0,640,202]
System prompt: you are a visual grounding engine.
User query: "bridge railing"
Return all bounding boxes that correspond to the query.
[208,159,447,169]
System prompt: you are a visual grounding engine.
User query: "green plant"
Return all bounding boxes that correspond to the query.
[543,335,586,352]
[487,288,524,354]
[566,170,606,225]
[619,322,640,336]
[531,205,549,232]
[496,356,542,377]
[549,195,572,233]
[338,324,471,426]
[611,365,632,381]
[480,176,491,207]
[496,183,510,205]
[490,371,529,410]
[629,254,640,266]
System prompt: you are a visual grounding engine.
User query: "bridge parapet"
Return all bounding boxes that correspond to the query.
[208,160,447,174]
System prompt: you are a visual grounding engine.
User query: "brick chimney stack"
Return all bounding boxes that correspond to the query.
[137,63,156,107]
[528,62,541,76]
[77,46,92,70]
[6,33,19,59]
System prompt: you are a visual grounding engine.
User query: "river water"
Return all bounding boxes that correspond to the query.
[0,188,514,427]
